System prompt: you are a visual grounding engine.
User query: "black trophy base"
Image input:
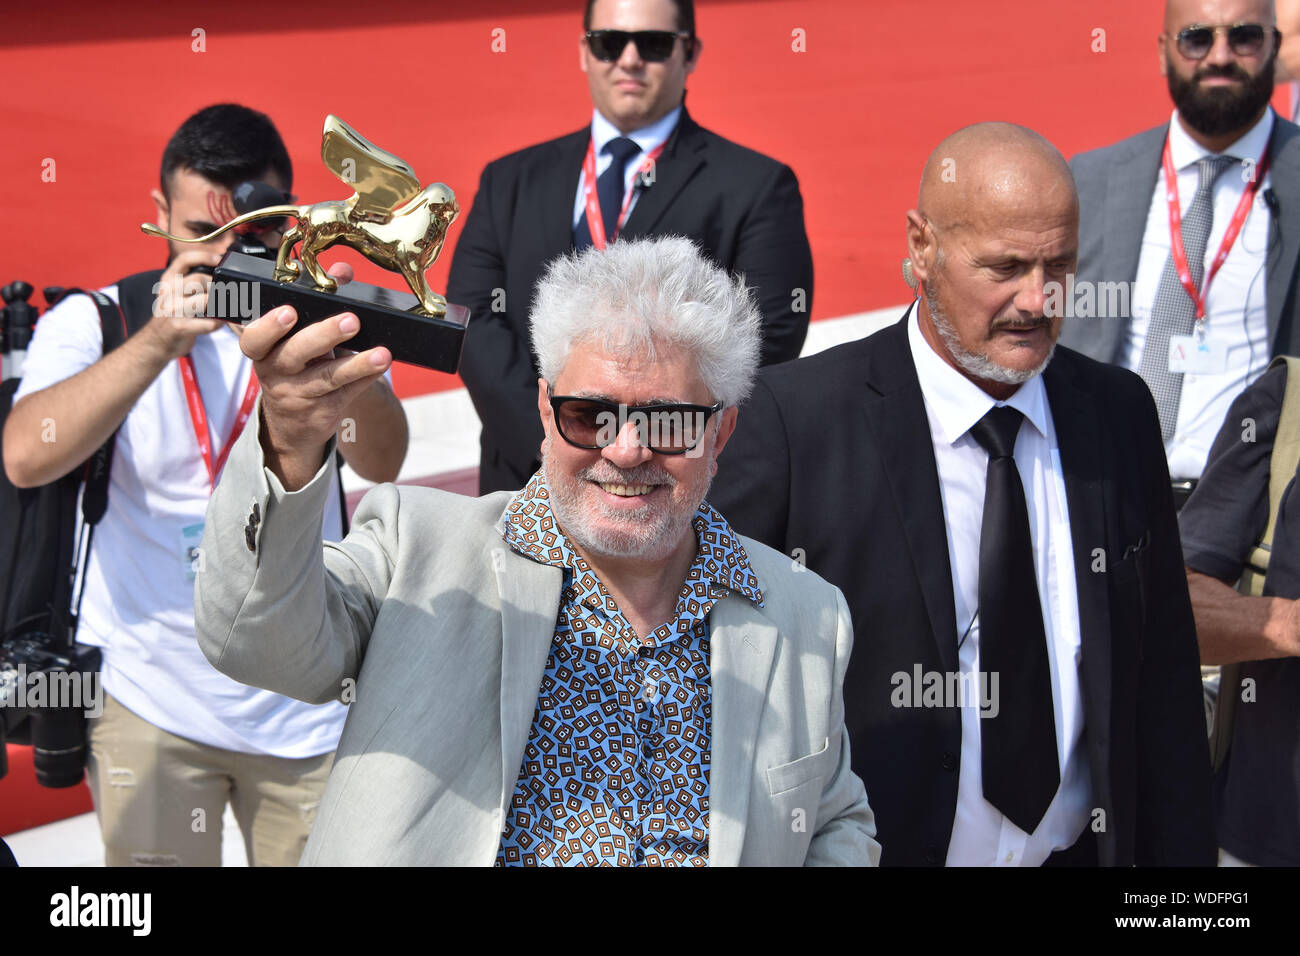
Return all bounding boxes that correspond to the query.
[208,251,470,373]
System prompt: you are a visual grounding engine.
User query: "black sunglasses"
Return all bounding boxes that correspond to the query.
[547,386,724,456]
[585,29,692,62]
[1175,23,1275,59]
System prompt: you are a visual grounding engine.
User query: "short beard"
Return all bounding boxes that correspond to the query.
[1166,48,1276,139]
[924,280,1053,386]
[542,452,705,563]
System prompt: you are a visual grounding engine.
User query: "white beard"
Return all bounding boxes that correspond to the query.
[543,455,704,563]
[925,287,1054,385]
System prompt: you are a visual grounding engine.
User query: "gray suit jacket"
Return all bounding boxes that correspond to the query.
[193,407,879,866]
[1059,112,1300,363]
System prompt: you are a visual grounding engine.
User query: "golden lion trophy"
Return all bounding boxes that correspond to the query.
[141,115,470,372]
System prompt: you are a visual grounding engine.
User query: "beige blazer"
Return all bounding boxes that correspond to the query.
[194,408,879,866]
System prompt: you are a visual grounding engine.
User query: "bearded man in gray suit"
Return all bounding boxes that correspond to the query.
[192,235,877,866]
[1061,0,1300,498]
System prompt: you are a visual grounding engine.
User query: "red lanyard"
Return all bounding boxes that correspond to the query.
[1162,136,1270,321]
[178,357,259,488]
[580,138,666,249]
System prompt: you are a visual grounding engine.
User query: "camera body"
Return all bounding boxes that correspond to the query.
[186,180,286,277]
[186,231,277,278]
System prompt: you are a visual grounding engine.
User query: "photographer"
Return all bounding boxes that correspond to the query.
[1,104,408,866]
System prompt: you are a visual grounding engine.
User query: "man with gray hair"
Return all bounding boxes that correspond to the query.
[192,235,878,866]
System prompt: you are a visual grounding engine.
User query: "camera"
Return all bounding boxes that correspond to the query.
[186,180,288,277]
[3,279,102,789]
[0,632,100,788]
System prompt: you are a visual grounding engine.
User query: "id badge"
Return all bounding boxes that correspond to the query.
[1168,334,1227,374]
[181,522,204,582]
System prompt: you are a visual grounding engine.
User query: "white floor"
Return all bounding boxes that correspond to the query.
[5,807,248,867]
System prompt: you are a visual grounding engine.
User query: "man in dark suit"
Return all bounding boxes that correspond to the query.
[1180,361,1300,866]
[710,122,1215,866]
[446,0,813,494]
[1059,0,1300,497]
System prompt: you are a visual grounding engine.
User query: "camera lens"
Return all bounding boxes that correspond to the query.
[30,705,89,788]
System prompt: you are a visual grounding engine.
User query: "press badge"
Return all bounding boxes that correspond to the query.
[1168,334,1227,374]
[181,522,205,581]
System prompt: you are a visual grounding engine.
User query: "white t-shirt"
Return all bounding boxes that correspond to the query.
[14,283,347,757]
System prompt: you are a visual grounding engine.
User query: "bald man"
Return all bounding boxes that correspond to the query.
[711,123,1216,867]
[1060,0,1300,497]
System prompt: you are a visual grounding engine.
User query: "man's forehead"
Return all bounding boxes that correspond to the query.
[920,139,1075,228]
[167,167,226,198]
[556,341,707,401]
[168,165,286,200]
[945,194,1077,240]
[1166,0,1275,28]
[967,230,1079,259]
[589,0,679,29]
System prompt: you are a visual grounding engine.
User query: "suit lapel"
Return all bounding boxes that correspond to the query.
[620,110,707,239]
[1266,117,1300,349]
[493,545,564,814]
[1043,352,1113,800]
[540,128,589,256]
[709,594,778,866]
[1097,126,1166,363]
[863,316,961,673]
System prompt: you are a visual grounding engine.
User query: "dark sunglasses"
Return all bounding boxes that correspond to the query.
[548,386,724,456]
[585,29,692,62]
[1175,23,1274,59]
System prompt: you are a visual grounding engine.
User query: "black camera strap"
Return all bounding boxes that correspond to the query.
[34,270,351,643]
[56,273,159,644]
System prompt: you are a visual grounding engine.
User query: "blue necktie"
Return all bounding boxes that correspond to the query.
[574,137,641,250]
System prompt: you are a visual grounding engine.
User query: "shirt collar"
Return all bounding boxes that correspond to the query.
[905,302,1050,447]
[500,470,764,607]
[1168,105,1274,168]
[590,106,682,157]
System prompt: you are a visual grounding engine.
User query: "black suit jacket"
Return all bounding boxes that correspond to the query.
[709,314,1216,866]
[1059,112,1300,363]
[446,108,813,494]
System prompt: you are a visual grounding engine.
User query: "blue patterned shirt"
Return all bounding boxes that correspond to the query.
[495,472,764,866]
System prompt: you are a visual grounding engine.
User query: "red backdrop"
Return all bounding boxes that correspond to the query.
[1,0,1274,834]
[2,0,1183,403]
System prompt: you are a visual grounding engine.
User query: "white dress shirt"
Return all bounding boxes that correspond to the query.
[906,310,1091,866]
[571,106,681,232]
[1123,108,1275,479]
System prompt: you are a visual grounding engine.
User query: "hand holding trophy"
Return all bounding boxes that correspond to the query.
[142,115,470,372]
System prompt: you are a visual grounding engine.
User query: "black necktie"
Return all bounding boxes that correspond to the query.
[574,136,641,250]
[968,405,1060,834]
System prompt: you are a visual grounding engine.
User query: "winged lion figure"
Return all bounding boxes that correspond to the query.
[142,115,459,317]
